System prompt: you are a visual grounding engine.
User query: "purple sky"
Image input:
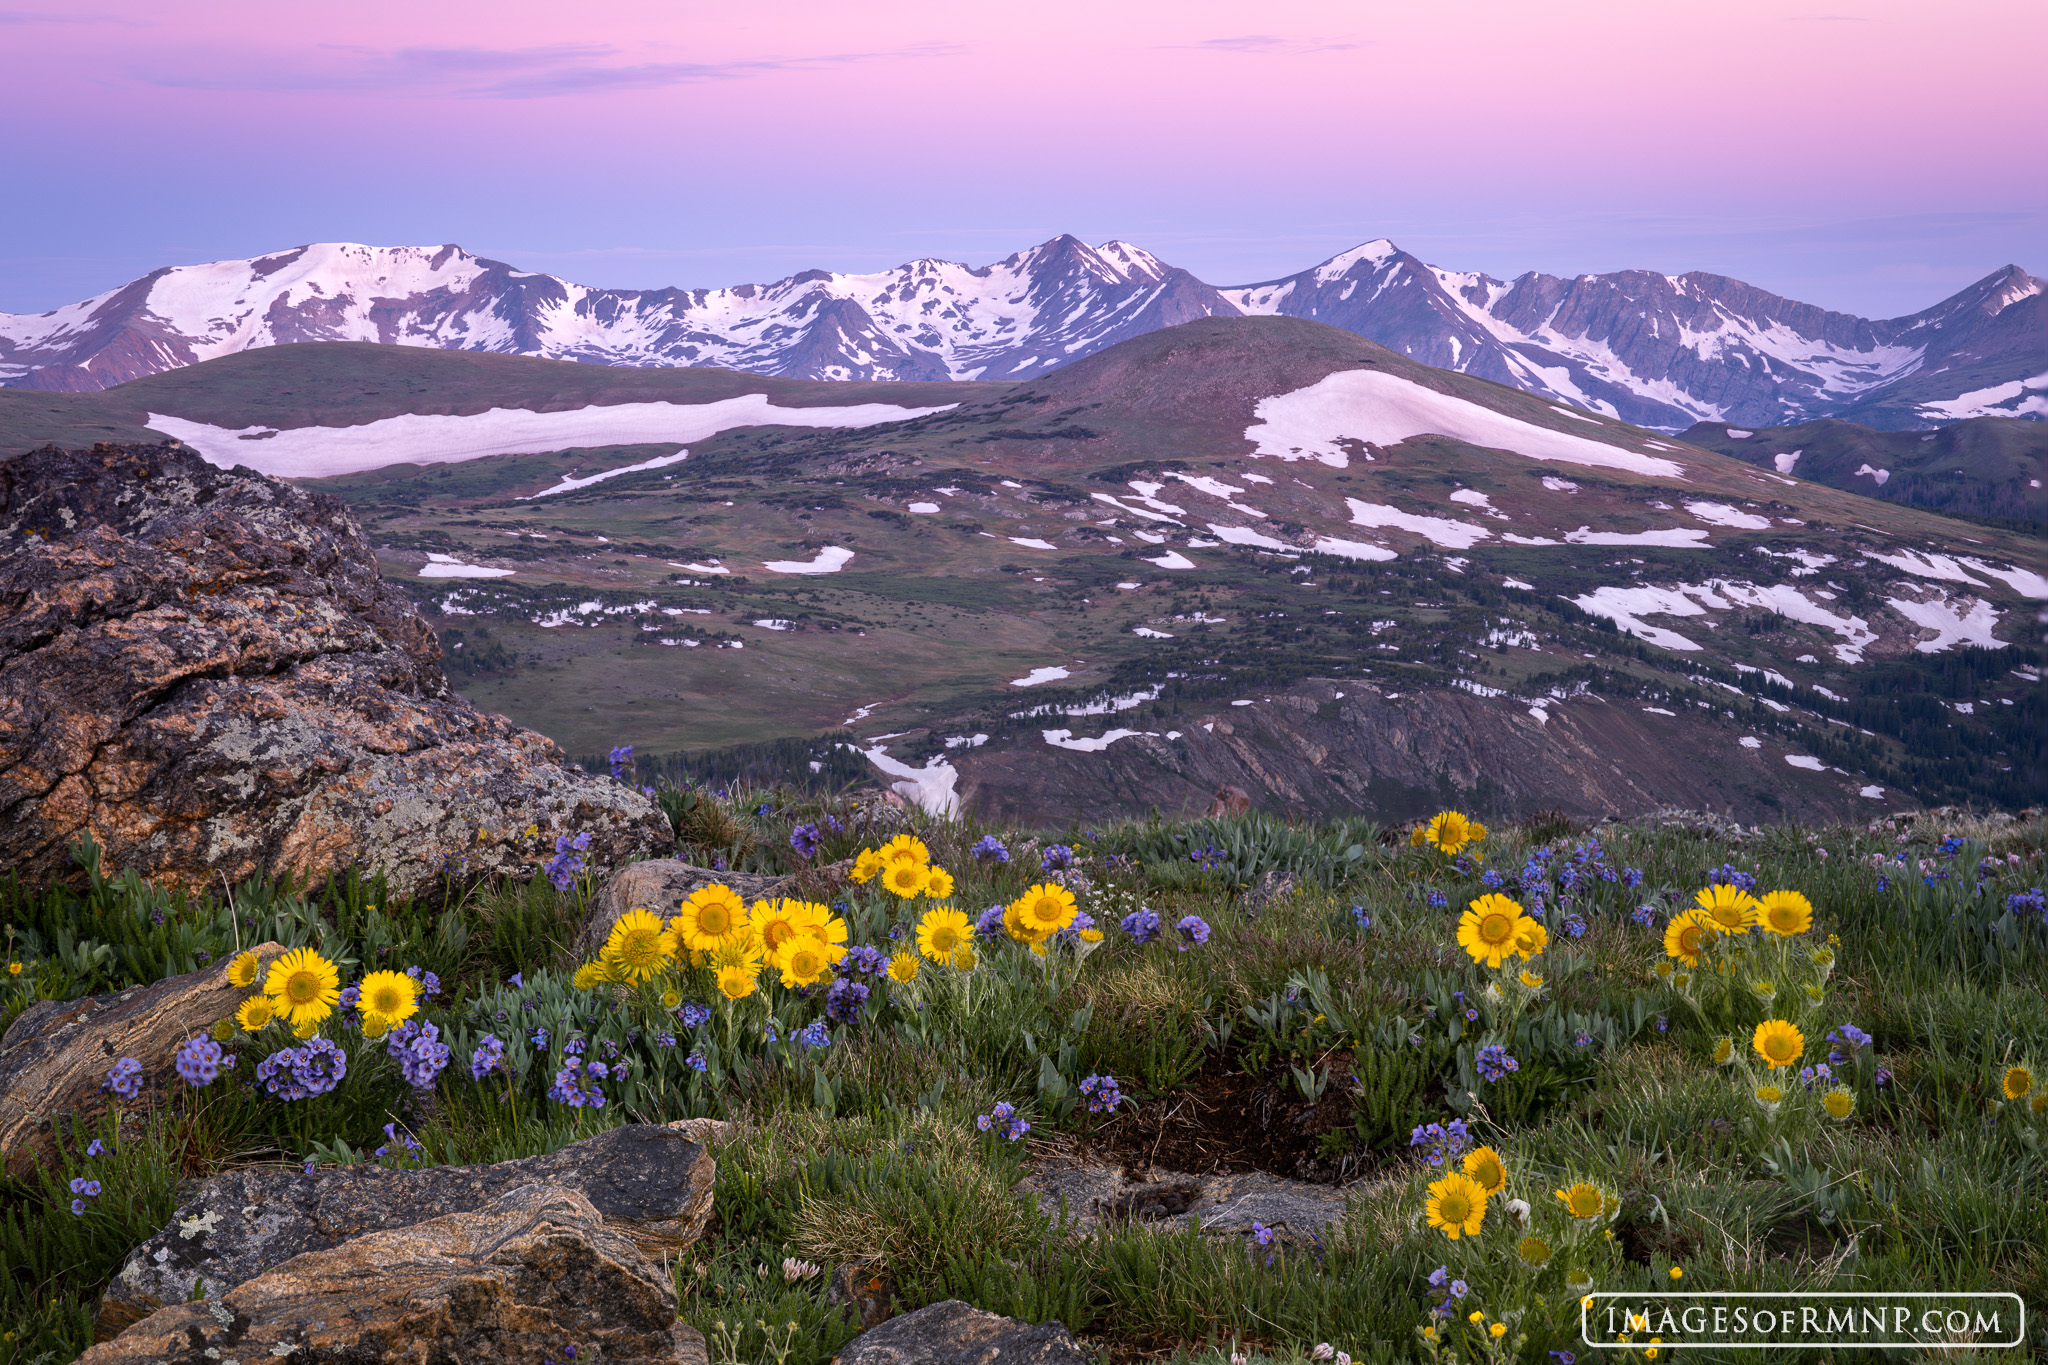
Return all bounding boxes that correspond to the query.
[2,0,2041,319]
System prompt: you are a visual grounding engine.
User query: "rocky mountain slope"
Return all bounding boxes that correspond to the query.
[3,238,2037,432]
[1680,415,2045,528]
[8,318,2033,824]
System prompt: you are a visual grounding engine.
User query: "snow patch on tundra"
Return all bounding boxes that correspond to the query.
[1243,369,1686,476]
[150,395,957,479]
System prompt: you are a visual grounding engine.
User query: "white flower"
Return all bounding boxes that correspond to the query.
[1505,1197,1531,1226]
[781,1256,820,1282]
[1312,1347,1335,1362]
[1337,1355,1353,1365]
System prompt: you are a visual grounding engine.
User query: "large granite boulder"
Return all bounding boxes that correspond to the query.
[104,1122,716,1320]
[80,1183,709,1365]
[0,942,287,1177]
[0,441,670,896]
[1020,1159,1362,1240]
[835,1300,1089,1365]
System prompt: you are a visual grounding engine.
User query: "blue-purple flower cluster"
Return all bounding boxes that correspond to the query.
[1040,844,1075,872]
[972,835,1010,863]
[102,1057,144,1100]
[1350,905,1373,930]
[470,1034,506,1080]
[1408,1119,1471,1167]
[548,1056,607,1108]
[975,904,1009,939]
[544,832,592,890]
[1120,907,1162,944]
[1078,1074,1124,1114]
[825,978,869,1022]
[1476,1043,1521,1083]
[1175,915,1210,949]
[174,1036,232,1087]
[1426,1265,1472,1318]
[254,1037,348,1101]
[387,1020,451,1089]
[975,1100,1030,1141]
[608,744,633,780]
[790,823,824,858]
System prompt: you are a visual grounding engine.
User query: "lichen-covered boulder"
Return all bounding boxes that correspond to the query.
[103,1122,716,1322]
[0,441,670,897]
[0,942,287,1178]
[834,1300,1089,1365]
[80,1183,709,1365]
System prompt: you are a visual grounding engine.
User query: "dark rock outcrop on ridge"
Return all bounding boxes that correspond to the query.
[0,441,670,894]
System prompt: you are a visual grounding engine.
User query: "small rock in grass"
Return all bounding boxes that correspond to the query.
[834,1299,1088,1365]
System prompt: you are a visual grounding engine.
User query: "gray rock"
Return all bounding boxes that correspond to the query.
[103,1122,715,1320]
[1021,1160,1360,1241]
[81,1183,707,1365]
[835,1300,1088,1365]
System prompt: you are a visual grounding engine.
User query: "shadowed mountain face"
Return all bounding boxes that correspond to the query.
[9,317,2038,824]
[3,238,2038,433]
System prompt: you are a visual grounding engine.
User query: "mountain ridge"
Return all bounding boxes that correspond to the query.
[3,238,2038,432]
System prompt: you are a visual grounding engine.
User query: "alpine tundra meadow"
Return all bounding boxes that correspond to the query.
[1,0,2044,1361]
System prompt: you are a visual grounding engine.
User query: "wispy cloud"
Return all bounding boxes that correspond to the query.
[128,41,964,98]
[1167,35,1365,53]
[0,8,146,24]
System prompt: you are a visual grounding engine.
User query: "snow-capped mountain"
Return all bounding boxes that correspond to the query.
[2,236,2039,431]
[1222,242,2045,431]
[0,237,1234,392]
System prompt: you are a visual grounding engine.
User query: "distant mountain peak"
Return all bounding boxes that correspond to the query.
[0,236,2038,429]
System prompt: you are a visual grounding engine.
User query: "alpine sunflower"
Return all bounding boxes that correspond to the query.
[789,902,850,950]
[602,908,674,984]
[1663,911,1714,967]
[672,884,748,950]
[1752,1019,1804,1069]
[1425,1172,1489,1239]
[235,995,277,1032]
[1821,1087,1855,1120]
[1713,1036,1734,1066]
[571,961,607,991]
[1011,883,1079,939]
[887,953,920,984]
[1518,970,1545,990]
[1409,826,1429,848]
[2002,1065,2034,1101]
[775,938,841,988]
[226,950,261,989]
[916,908,973,963]
[1463,1146,1509,1195]
[357,970,419,1030]
[1424,810,1479,856]
[1513,917,1549,960]
[850,849,883,883]
[879,834,931,867]
[1456,894,1528,968]
[1517,1235,1553,1267]
[1755,890,1814,937]
[924,866,956,900]
[951,944,979,972]
[882,860,932,900]
[1694,884,1757,935]
[748,898,808,958]
[262,947,340,1028]
[715,964,759,1001]
[1555,1182,1606,1220]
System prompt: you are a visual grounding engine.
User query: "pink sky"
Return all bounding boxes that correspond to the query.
[2,0,2041,316]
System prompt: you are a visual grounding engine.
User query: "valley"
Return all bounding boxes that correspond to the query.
[9,318,2028,825]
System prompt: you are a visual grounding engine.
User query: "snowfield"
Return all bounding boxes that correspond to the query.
[1571,581,1882,663]
[762,547,855,575]
[1242,369,1687,477]
[147,395,958,479]
[416,553,516,579]
[1343,499,1492,550]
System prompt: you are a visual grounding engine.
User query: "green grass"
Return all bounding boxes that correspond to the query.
[3,798,2046,1363]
